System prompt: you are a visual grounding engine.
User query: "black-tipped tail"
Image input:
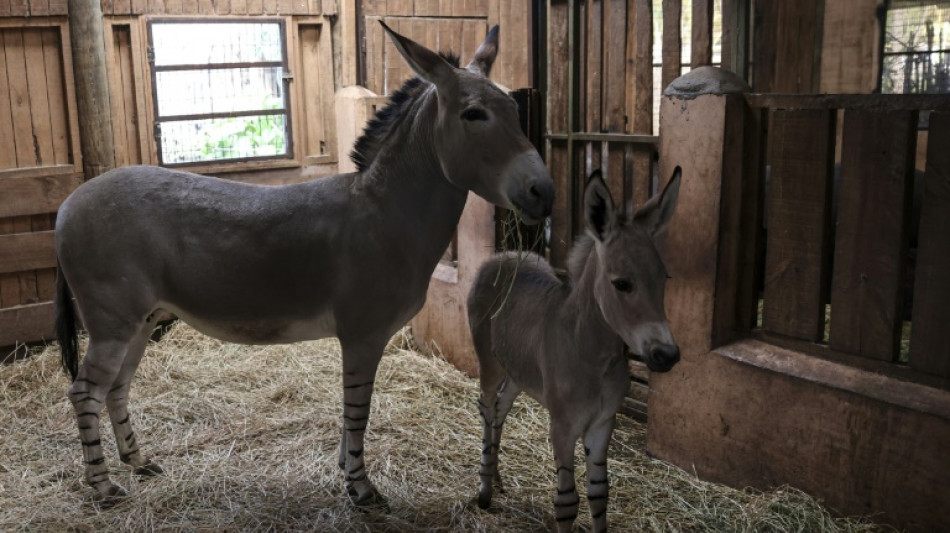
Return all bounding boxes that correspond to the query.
[55,264,78,381]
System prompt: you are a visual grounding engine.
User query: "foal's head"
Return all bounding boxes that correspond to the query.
[582,168,682,372]
[381,23,554,224]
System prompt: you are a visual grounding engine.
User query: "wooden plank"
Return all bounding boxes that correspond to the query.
[584,0,603,135]
[179,0,197,14]
[0,301,56,346]
[365,16,384,95]
[691,0,712,66]
[761,109,835,342]
[661,0,681,91]
[5,30,38,169]
[30,0,50,16]
[299,25,325,157]
[0,217,20,309]
[113,0,132,14]
[829,110,916,361]
[148,0,165,13]
[0,231,55,275]
[40,27,69,166]
[0,2,10,16]
[48,0,67,14]
[105,24,129,168]
[0,32,16,171]
[131,0,147,14]
[0,173,83,218]
[909,112,950,377]
[10,0,29,16]
[24,29,55,168]
[31,214,55,302]
[165,0,183,13]
[11,216,38,306]
[721,0,749,79]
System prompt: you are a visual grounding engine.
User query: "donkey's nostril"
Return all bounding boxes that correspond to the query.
[529,184,541,198]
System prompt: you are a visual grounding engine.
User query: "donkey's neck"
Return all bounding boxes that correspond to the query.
[564,243,626,362]
[356,88,468,260]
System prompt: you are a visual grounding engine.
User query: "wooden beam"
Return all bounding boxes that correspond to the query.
[661,0,682,91]
[0,172,83,218]
[67,0,115,178]
[0,301,55,346]
[0,231,56,275]
[691,0,712,67]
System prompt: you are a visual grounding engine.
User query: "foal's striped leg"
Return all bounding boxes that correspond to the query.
[106,317,163,477]
[550,420,580,533]
[583,418,615,533]
[67,338,131,501]
[477,377,519,509]
[338,338,386,508]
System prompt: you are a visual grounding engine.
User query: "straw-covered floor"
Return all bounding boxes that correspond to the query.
[1,324,897,532]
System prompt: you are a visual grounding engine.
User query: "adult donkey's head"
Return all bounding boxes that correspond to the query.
[380,23,554,224]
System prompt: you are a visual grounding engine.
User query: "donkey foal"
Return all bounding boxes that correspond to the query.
[467,167,682,532]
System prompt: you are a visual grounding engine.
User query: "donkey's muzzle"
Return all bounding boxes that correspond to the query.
[645,344,680,373]
[506,152,554,224]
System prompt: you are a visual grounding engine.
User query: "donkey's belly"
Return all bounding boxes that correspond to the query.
[160,302,337,345]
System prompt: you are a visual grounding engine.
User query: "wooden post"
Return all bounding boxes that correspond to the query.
[68,0,115,179]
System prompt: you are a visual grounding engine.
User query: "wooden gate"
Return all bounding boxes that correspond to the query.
[0,16,83,357]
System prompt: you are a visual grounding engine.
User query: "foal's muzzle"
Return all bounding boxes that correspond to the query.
[645,344,681,373]
[505,151,554,224]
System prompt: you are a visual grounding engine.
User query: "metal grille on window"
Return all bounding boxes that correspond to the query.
[881,0,950,95]
[148,20,293,165]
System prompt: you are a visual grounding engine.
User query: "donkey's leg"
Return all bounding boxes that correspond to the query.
[106,315,163,477]
[583,417,615,533]
[550,418,580,533]
[338,336,388,508]
[67,337,132,501]
[476,372,520,509]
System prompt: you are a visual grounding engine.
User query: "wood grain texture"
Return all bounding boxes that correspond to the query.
[909,112,950,378]
[830,110,916,361]
[762,109,835,342]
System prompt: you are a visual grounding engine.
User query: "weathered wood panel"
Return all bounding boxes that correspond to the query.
[752,0,822,93]
[297,21,337,163]
[0,231,56,276]
[691,0,712,66]
[910,112,950,378]
[761,109,835,342]
[0,172,83,218]
[829,110,916,361]
[0,301,56,347]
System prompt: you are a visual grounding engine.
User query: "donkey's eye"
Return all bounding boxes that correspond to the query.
[461,108,489,122]
[611,278,634,293]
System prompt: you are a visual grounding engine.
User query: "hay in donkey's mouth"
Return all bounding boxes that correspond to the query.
[0,324,896,532]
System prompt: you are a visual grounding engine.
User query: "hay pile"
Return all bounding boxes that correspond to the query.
[1,324,896,532]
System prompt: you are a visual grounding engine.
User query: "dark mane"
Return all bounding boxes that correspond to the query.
[349,52,461,172]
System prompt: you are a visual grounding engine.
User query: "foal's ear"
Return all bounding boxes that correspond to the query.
[467,25,499,77]
[584,170,616,242]
[381,21,456,90]
[634,166,682,238]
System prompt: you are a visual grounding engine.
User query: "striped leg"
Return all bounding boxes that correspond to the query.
[338,338,386,508]
[67,338,131,502]
[550,419,580,533]
[477,376,519,509]
[583,418,615,533]
[106,317,163,477]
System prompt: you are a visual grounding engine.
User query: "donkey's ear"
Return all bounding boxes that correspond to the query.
[467,25,499,77]
[381,21,456,89]
[584,170,616,242]
[634,166,681,237]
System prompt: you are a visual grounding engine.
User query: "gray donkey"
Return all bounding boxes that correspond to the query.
[467,167,682,532]
[54,23,553,507]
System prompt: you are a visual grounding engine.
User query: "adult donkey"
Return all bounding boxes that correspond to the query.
[468,168,681,532]
[54,23,553,507]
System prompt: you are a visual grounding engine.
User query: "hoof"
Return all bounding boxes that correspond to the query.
[346,484,389,511]
[133,461,164,477]
[477,492,492,510]
[96,484,129,508]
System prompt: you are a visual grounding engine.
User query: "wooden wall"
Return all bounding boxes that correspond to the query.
[0,18,82,350]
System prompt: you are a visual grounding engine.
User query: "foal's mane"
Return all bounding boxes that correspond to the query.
[349,53,461,172]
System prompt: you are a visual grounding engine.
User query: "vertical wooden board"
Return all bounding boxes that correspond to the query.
[0,32,17,170]
[41,27,69,166]
[106,25,130,168]
[762,109,835,342]
[131,0,148,14]
[829,110,916,361]
[414,0,440,16]
[148,0,165,13]
[547,0,569,134]
[661,0,681,91]
[0,2,9,16]
[245,0,261,13]
[387,0,412,16]
[165,0,183,13]
[10,0,29,16]
[299,25,324,156]
[633,0,652,134]
[548,143,572,268]
[584,0,603,134]
[910,112,950,377]
[0,217,21,309]
[31,214,55,302]
[30,0,50,16]
[631,144,652,207]
[113,0,131,14]
[364,16,384,95]
[691,0,712,66]
[12,216,38,306]
[5,30,38,169]
[23,29,56,168]
[48,0,67,14]
[276,0,294,15]
[602,0,626,133]
[461,19,486,67]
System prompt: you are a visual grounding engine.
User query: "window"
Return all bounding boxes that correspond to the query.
[148,20,292,166]
[880,0,950,94]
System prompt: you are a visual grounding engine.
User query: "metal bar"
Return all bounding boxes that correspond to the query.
[546,132,659,144]
[155,109,287,123]
[153,61,284,72]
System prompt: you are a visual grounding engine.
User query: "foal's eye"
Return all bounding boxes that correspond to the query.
[611,278,634,293]
[461,108,489,122]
